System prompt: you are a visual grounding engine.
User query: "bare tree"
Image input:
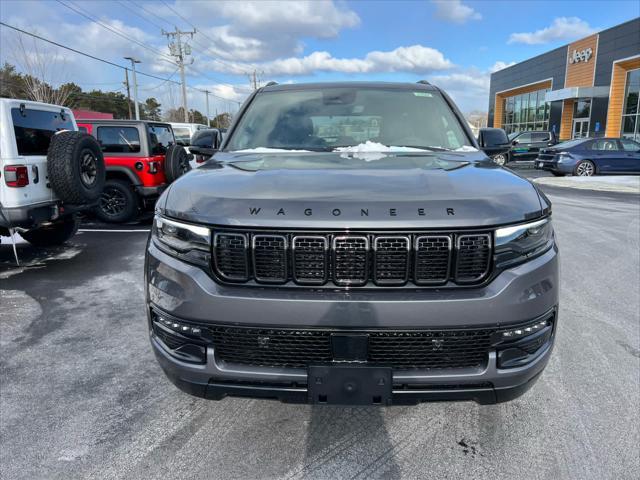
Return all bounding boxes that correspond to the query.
[10,32,74,105]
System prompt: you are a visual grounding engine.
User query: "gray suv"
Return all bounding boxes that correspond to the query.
[145,82,559,405]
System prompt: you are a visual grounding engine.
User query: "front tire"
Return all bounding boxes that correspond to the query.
[574,160,595,176]
[21,216,80,247]
[492,153,508,166]
[95,179,139,223]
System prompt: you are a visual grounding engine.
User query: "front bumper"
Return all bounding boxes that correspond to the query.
[145,241,559,405]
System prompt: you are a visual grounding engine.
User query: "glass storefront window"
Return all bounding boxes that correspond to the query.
[501,88,550,133]
[622,69,640,140]
[573,99,591,119]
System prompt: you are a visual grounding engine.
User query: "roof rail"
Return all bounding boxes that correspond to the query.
[416,80,431,85]
[264,81,278,87]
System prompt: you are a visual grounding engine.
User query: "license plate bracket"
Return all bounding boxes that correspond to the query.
[308,365,392,405]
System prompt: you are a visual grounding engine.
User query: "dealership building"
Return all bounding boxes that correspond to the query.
[488,18,640,141]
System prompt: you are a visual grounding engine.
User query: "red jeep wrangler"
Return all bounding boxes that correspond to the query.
[77,120,189,222]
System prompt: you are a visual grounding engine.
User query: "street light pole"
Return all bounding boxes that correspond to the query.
[124,57,141,120]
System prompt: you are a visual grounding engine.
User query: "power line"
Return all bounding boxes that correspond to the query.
[1,22,179,88]
[56,0,177,65]
[157,0,258,85]
[0,21,244,104]
[116,0,165,31]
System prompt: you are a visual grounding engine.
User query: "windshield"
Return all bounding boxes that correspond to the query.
[225,87,472,152]
[173,127,191,144]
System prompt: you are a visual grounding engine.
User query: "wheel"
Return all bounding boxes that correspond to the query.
[95,179,138,223]
[47,131,105,203]
[164,144,191,183]
[574,160,595,176]
[21,216,79,247]
[551,171,565,177]
[492,153,508,166]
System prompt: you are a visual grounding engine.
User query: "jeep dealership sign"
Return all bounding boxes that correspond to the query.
[569,47,593,64]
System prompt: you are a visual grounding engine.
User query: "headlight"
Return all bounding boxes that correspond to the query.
[152,215,211,266]
[494,217,554,268]
[556,152,572,163]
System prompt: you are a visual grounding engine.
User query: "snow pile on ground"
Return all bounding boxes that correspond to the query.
[534,175,640,194]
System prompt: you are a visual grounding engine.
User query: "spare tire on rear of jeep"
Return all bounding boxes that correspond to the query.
[47,131,105,204]
[164,144,191,183]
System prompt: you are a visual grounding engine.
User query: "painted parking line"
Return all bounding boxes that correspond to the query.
[78,229,151,233]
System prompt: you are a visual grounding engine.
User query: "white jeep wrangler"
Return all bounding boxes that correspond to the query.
[0,98,105,246]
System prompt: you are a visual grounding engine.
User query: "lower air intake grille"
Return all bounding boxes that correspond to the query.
[210,326,494,370]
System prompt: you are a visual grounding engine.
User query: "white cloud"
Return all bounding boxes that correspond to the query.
[489,60,516,73]
[433,0,481,24]
[177,0,360,62]
[202,45,454,76]
[508,17,595,45]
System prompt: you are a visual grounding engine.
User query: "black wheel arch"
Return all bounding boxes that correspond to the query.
[105,166,142,186]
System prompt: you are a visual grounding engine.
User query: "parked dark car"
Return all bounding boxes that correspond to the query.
[536,137,640,176]
[508,131,558,163]
[477,127,511,165]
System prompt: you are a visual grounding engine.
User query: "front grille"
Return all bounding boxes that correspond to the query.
[455,234,491,283]
[333,236,369,285]
[210,326,494,370]
[211,230,492,287]
[214,233,249,281]
[252,235,287,283]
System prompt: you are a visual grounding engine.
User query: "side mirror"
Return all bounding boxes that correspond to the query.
[189,129,221,161]
[477,127,510,152]
[512,140,518,145]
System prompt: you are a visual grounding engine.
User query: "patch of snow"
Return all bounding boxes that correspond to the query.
[234,147,312,153]
[455,145,479,152]
[333,141,432,161]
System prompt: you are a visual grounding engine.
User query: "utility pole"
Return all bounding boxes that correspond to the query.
[203,90,211,127]
[247,70,259,90]
[162,27,196,122]
[124,57,141,120]
[123,69,132,120]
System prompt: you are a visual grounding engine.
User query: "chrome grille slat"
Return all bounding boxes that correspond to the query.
[211,230,492,287]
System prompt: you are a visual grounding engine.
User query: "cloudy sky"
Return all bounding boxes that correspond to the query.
[0,0,636,115]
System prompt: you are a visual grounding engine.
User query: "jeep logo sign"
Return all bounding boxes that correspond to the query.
[568,47,593,64]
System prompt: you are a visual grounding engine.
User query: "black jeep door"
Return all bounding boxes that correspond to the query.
[510,132,532,161]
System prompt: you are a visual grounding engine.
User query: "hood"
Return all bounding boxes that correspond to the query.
[162,151,544,228]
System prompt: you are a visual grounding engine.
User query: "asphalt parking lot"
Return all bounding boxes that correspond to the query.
[1,171,639,480]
